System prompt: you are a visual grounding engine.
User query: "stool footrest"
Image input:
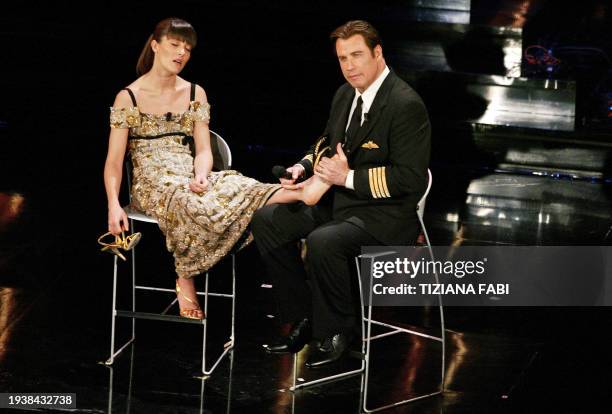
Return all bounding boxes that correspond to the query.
[116,310,205,324]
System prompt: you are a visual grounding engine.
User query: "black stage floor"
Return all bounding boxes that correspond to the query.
[1,1,612,413]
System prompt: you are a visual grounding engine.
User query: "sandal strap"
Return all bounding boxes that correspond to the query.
[176,281,204,319]
[98,231,142,251]
[123,232,142,250]
[176,282,198,305]
[97,232,122,248]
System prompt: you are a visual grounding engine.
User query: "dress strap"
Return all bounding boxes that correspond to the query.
[123,88,137,107]
[190,82,196,101]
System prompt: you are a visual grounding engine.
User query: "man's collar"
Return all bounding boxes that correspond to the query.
[354,65,390,109]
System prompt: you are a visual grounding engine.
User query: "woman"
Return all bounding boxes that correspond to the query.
[104,17,329,320]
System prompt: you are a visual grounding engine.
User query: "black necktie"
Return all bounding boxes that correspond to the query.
[345,96,363,146]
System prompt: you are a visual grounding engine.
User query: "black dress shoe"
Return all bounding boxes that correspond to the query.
[265,318,312,354]
[305,332,352,368]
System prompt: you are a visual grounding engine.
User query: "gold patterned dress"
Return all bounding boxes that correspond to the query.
[110,101,280,278]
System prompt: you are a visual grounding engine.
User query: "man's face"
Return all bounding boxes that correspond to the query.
[335,34,383,93]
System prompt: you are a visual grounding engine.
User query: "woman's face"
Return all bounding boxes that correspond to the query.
[152,35,192,74]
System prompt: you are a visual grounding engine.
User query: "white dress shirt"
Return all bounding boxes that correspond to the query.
[344,66,390,189]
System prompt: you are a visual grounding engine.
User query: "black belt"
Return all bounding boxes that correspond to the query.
[129,132,194,153]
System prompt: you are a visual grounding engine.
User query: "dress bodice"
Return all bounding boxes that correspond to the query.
[109,100,211,137]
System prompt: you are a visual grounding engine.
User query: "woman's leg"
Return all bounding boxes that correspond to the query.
[266,175,331,206]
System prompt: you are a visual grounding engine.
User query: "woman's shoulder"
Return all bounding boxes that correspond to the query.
[112,78,143,108]
[175,77,205,99]
[109,84,140,128]
[195,84,208,102]
[112,89,136,109]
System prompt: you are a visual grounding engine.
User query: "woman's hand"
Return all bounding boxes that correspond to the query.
[189,173,209,194]
[280,164,306,190]
[108,204,129,235]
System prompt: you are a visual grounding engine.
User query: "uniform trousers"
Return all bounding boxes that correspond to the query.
[251,202,380,339]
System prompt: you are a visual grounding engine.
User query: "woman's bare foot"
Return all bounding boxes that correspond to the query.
[175,277,204,320]
[266,175,332,206]
[301,175,332,206]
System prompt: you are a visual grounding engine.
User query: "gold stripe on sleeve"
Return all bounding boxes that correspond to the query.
[374,167,385,198]
[302,154,313,165]
[372,168,383,198]
[379,167,391,198]
[368,168,380,198]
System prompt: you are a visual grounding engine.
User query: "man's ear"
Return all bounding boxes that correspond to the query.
[374,44,383,59]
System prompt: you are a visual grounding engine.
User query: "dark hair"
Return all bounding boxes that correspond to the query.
[136,17,197,75]
[329,20,382,54]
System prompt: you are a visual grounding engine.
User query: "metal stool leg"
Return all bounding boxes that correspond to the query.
[105,255,134,365]
[419,214,446,392]
[200,254,236,376]
[359,250,445,412]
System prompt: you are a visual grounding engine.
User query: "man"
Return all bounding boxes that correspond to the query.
[252,20,431,367]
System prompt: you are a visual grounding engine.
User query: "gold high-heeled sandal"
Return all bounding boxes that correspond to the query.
[97,231,142,261]
[175,280,204,320]
[122,232,142,250]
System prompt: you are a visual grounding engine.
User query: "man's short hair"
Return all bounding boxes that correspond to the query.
[330,20,382,53]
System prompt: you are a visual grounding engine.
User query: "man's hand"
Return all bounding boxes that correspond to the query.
[189,173,209,194]
[280,164,306,190]
[315,143,349,186]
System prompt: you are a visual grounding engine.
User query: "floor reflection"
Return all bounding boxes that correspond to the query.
[0,287,18,365]
[104,344,235,414]
[0,192,24,229]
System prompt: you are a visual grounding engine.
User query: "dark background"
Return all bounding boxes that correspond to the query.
[1,0,610,194]
[1,1,611,412]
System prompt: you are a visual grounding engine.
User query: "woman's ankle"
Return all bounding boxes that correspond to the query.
[302,177,330,206]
